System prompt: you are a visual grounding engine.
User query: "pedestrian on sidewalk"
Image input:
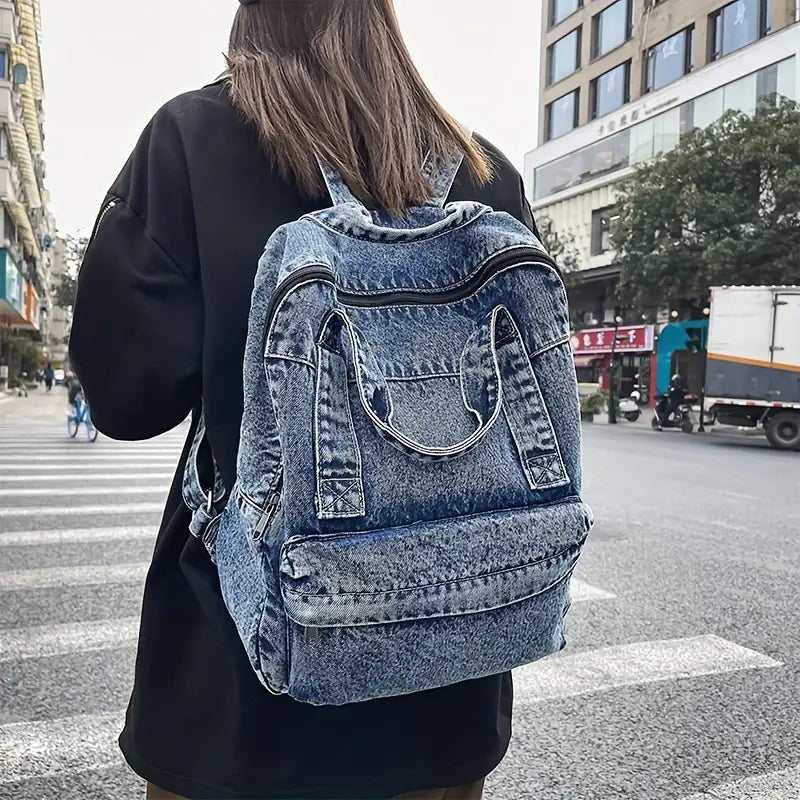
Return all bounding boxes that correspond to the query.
[70,2,538,798]
[43,363,54,392]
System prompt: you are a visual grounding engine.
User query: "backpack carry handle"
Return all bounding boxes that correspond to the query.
[318,307,511,461]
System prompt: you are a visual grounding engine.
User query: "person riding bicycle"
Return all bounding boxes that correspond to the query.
[655,374,689,428]
[65,371,83,409]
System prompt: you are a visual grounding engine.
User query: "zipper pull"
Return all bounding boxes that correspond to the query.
[253,491,281,540]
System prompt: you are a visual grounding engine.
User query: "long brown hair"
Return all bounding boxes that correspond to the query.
[227,0,491,213]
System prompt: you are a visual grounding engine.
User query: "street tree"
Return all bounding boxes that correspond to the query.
[537,215,582,273]
[614,100,800,312]
[52,234,88,311]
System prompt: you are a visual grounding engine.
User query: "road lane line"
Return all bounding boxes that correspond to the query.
[681,764,800,799]
[0,502,163,518]
[0,563,149,591]
[0,486,168,497]
[570,579,615,602]
[0,618,140,662]
[0,712,124,784]
[515,635,781,704]
[0,527,153,547]
[0,472,173,483]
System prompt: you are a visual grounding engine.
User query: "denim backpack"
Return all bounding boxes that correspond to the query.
[183,151,593,706]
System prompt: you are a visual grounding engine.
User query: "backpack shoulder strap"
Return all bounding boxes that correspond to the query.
[318,128,471,210]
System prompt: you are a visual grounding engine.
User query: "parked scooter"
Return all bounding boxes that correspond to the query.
[618,390,642,422]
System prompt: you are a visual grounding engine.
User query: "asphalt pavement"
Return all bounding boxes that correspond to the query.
[0,391,798,799]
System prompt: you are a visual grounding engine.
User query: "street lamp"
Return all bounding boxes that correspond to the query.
[608,315,624,425]
[671,309,679,320]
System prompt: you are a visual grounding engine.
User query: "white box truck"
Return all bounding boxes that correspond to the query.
[705,286,800,450]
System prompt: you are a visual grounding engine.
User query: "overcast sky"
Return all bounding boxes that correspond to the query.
[40,1,540,234]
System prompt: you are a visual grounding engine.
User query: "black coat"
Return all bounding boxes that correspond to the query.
[71,80,537,800]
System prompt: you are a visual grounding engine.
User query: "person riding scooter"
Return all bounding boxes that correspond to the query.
[654,374,689,430]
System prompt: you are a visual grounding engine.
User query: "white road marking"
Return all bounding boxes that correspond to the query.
[0,502,163,518]
[570,579,616,602]
[0,712,124,784]
[0,455,176,463]
[0,617,140,662]
[0,526,153,547]
[0,472,173,483]
[3,463,174,472]
[0,486,168,497]
[681,764,800,799]
[0,562,149,591]
[515,635,781,704]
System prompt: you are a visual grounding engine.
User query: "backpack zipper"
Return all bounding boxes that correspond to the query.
[253,477,283,541]
[263,246,557,352]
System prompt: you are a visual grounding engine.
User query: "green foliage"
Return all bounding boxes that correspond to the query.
[538,215,582,273]
[581,391,607,418]
[614,101,800,311]
[52,234,88,311]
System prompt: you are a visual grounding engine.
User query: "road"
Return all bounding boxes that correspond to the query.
[1,391,799,799]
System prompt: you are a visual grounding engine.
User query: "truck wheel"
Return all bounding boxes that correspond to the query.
[765,412,800,451]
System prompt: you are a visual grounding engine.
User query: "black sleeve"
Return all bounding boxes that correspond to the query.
[70,104,203,441]
[452,134,540,237]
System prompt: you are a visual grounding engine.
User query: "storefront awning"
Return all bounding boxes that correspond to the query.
[4,199,42,262]
[6,120,41,208]
[573,354,602,368]
[9,43,44,154]
[17,1,43,102]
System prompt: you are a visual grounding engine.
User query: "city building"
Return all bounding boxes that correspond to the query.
[0,0,55,383]
[526,0,800,330]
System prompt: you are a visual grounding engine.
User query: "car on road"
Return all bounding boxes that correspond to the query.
[53,368,65,385]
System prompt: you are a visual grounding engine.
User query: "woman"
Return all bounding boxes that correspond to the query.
[71,1,538,798]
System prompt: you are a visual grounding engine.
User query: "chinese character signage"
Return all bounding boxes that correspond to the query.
[570,324,655,355]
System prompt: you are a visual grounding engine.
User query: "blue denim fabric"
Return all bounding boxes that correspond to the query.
[185,155,593,705]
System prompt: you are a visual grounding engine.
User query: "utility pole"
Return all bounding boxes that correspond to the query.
[608,316,623,425]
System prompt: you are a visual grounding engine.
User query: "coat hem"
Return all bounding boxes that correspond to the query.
[119,727,510,800]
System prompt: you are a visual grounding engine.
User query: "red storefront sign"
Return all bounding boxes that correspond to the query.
[570,324,654,355]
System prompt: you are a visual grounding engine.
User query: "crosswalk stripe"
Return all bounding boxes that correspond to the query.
[0,563,149,591]
[0,486,168,497]
[0,472,173,483]
[0,502,164,518]
[681,764,800,799]
[4,463,175,472]
[0,455,176,463]
[515,635,781,704]
[570,579,615,602]
[0,527,153,547]
[0,712,124,784]
[0,617,140,662]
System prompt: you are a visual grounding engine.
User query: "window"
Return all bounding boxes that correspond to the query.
[547,28,581,85]
[532,57,796,202]
[592,0,633,59]
[0,128,7,160]
[644,26,694,93]
[591,206,621,255]
[0,49,7,81]
[591,61,631,118]
[709,0,771,62]
[549,0,582,28]
[546,89,579,141]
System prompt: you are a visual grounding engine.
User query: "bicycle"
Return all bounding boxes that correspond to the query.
[67,393,99,442]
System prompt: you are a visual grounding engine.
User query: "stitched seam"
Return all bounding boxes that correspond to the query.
[266,353,316,369]
[305,207,492,245]
[283,541,585,599]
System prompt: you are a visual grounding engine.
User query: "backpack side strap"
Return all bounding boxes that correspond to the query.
[182,411,227,561]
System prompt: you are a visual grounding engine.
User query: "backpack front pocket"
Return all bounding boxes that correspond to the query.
[279,498,592,705]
